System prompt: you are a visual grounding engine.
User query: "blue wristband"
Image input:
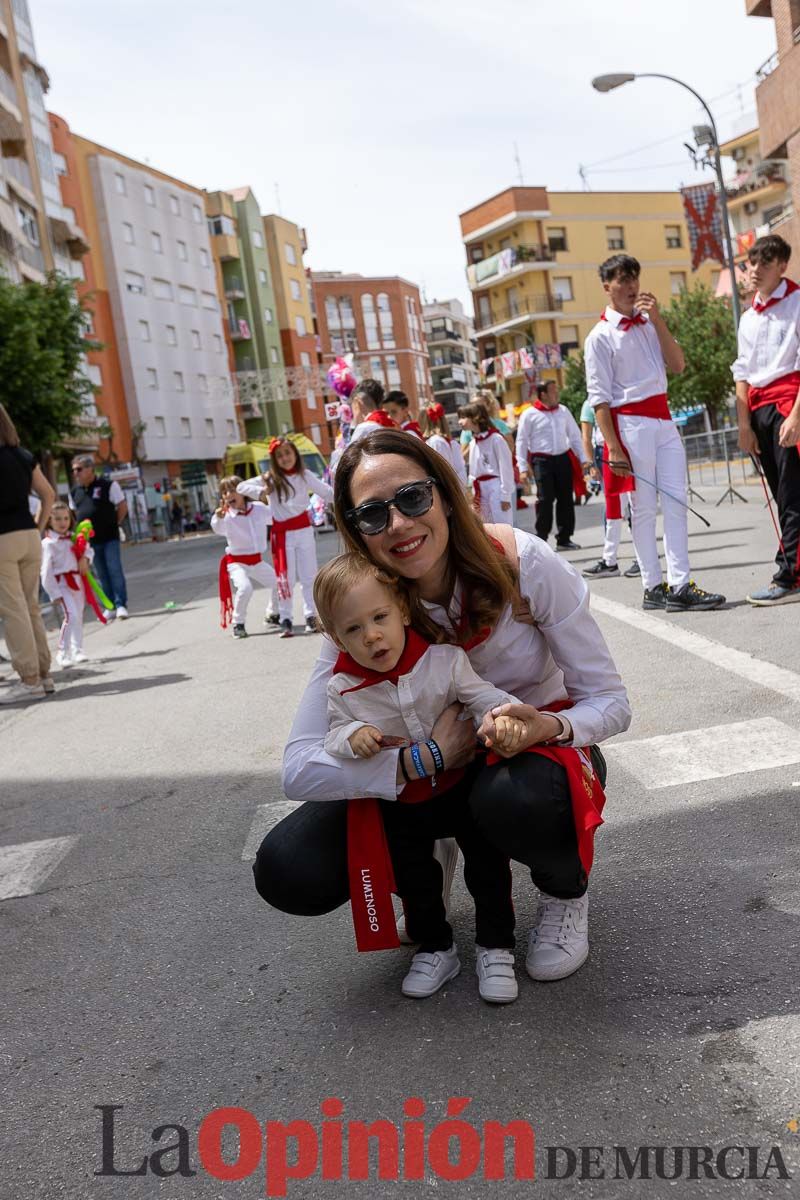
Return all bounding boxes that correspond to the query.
[409,742,427,779]
[426,738,444,773]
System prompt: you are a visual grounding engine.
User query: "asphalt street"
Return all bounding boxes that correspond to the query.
[1,483,799,1199]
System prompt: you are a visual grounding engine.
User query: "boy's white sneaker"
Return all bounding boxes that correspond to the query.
[401,945,460,998]
[55,652,73,669]
[0,681,46,704]
[475,946,518,1004]
[397,838,459,944]
[526,892,589,981]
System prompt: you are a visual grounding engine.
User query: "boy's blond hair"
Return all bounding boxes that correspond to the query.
[313,553,407,638]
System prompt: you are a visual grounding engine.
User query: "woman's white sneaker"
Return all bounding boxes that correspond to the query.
[0,681,46,704]
[526,893,589,981]
[475,947,518,1004]
[401,945,460,998]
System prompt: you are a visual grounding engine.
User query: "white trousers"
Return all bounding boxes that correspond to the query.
[475,478,514,526]
[277,526,318,623]
[602,494,630,566]
[618,415,690,590]
[228,560,277,626]
[56,584,85,659]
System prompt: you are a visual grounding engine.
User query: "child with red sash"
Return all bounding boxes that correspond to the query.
[458,400,515,526]
[314,553,526,1003]
[584,253,724,612]
[254,438,333,638]
[41,501,94,667]
[383,389,425,438]
[210,475,275,638]
[515,380,589,550]
[733,234,800,605]
[423,402,468,486]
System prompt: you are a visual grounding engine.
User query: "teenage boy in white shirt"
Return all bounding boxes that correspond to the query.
[584,254,724,612]
[732,234,800,605]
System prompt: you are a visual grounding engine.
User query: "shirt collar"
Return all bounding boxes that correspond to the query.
[754,277,788,310]
[602,305,649,329]
[334,628,430,691]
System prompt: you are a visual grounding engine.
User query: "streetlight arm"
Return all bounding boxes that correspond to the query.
[633,73,720,143]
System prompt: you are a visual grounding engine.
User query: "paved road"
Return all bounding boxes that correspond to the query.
[1,488,799,1198]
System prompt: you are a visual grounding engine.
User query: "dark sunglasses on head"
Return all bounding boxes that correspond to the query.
[345,477,438,536]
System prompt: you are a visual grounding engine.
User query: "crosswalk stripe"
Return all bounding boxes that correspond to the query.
[241,802,301,862]
[0,836,78,901]
[605,717,800,789]
[591,594,800,704]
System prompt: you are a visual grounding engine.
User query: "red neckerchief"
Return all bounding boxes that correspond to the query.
[234,504,253,516]
[57,534,71,540]
[600,310,646,332]
[752,277,800,313]
[532,401,558,413]
[402,420,425,439]
[364,410,397,428]
[474,428,497,441]
[334,628,430,693]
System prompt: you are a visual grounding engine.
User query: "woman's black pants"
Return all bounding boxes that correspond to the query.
[253,755,590,950]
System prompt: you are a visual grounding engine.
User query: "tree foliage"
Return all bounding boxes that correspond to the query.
[559,350,588,420]
[0,272,100,457]
[661,284,737,427]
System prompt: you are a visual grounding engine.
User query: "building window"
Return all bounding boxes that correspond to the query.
[144,184,155,207]
[53,151,68,176]
[552,276,574,302]
[270,347,279,364]
[285,242,297,265]
[154,416,166,437]
[362,293,379,349]
[87,363,102,389]
[166,325,177,345]
[152,278,173,300]
[547,227,568,253]
[252,229,263,248]
[259,268,268,285]
[670,271,687,294]
[306,388,317,409]
[146,368,159,389]
[192,204,202,224]
[197,374,209,393]
[386,355,401,386]
[173,371,185,391]
[300,351,311,368]
[295,315,307,337]
[151,231,163,254]
[201,291,217,310]
[290,278,302,301]
[139,319,151,341]
[205,418,215,437]
[559,323,579,348]
[606,226,625,251]
[370,356,385,383]
[213,334,223,353]
[179,285,197,306]
[227,420,236,438]
[169,194,180,215]
[114,172,126,196]
[377,292,394,348]
[181,417,191,436]
[125,271,145,295]
[468,245,484,264]
[191,329,201,349]
[710,269,721,290]
[665,225,682,249]
[264,307,273,324]
[177,239,188,261]
[122,222,135,245]
[199,248,210,268]
[310,424,321,445]
[70,259,86,282]
[208,214,235,237]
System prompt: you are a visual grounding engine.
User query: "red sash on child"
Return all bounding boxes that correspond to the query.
[218,552,262,628]
[270,512,311,602]
[473,473,497,511]
[602,393,670,498]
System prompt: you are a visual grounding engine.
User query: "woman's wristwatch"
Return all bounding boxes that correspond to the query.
[542,712,573,745]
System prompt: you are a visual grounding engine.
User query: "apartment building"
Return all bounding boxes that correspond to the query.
[263,213,331,453]
[66,133,238,485]
[459,186,718,414]
[720,119,791,259]
[422,298,479,419]
[311,273,432,412]
[747,0,800,257]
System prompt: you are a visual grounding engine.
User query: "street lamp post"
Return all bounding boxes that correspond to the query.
[591,72,741,330]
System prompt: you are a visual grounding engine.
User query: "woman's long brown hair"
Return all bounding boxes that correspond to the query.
[334,430,517,643]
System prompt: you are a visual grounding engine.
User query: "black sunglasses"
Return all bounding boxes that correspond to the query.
[345,477,438,536]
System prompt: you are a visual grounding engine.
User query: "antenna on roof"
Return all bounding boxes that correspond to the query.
[513,141,524,185]
[578,163,590,191]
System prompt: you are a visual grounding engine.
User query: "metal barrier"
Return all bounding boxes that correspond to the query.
[678,426,759,501]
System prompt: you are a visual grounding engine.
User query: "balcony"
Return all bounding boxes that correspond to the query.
[475,293,563,333]
[17,238,45,279]
[229,317,251,341]
[726,162,787,205]
[4,153,37,207]
[224,275,246,299]
[0,67,24,142]
[212,231,239,262]
[755,39,800,158]
[425,327,460,344]
[467,243,555,290]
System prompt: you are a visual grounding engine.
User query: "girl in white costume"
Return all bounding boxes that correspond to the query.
[458,401,515,526]
[423,402,468,487]
[41,501,92,666]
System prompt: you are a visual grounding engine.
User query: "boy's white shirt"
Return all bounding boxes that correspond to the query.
[210,499,272,555]
[40,530,93,600]
[324,641,519,758]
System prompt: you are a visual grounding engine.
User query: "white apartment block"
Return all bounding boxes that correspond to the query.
[423,297,480,416]
[89,155,237,468]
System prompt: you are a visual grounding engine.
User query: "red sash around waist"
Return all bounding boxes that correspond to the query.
[218,552,262,628]
[602,393,670,498]
[270,511,312,601]
[472,473,497,511]
[56,571,81,591]
[748,372,800,416]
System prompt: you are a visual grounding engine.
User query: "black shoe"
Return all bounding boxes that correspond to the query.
[279,619,294,638]
[666,581,725,612]
[304,616,319,634]
[623,560,641,577]
[582,560,620,578]
[556,541,581,551]
[233,624,248,638]
[642,583,668,610]
[264,612,280,626]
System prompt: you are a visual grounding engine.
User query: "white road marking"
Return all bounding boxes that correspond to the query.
[605,717,800,789]
[241,802,301,861]
[591,594,800,704]
[0,836,77,901]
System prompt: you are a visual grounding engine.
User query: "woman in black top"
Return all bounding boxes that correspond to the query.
[0,403,56,703]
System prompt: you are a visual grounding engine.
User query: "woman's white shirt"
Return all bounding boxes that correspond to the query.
[283,528,631,803]
[427,433,467,485]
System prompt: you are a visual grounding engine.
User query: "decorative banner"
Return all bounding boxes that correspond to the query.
[681,183,725,271]
[501,350,518,377]
[324,402,340,421]
[523,367,539,402]
[518,347,534,370]
[736,228,757,256]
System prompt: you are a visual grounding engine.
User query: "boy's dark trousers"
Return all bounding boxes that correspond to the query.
[751,403,800,586]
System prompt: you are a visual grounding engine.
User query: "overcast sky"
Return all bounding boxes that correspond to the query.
[35,0,777,306]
